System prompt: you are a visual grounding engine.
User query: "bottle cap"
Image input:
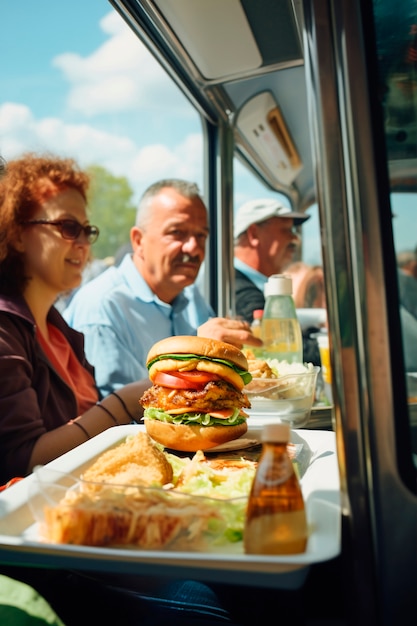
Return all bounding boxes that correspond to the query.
[261,422,290,442]
[264,274,293,297]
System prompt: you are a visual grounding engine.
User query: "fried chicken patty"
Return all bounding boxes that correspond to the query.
[140,379,251,413]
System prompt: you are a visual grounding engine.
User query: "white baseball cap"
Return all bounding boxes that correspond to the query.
[234,198,310,239]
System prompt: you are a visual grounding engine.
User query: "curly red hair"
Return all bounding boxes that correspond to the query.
[0,153,90,295]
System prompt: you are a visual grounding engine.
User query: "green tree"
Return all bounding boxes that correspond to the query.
[86,165,136,260]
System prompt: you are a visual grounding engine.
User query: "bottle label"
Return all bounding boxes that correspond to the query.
[256,456,289,486]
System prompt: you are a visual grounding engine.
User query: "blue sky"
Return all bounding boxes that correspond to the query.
[1,1,414,264]
[1,0,266,202]
[0,2,205,198]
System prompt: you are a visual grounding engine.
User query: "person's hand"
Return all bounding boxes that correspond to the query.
[197,317,263,350]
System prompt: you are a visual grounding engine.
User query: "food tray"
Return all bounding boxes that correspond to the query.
[0,424,340,590]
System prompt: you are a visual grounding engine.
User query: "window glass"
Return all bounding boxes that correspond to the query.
[373,0,417,460]
[233,160,322,265]
[0,1,203,261]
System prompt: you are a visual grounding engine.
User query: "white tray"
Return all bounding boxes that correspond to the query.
[0,424,340,589]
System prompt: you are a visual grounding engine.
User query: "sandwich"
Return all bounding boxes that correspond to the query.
[139,335,252,451]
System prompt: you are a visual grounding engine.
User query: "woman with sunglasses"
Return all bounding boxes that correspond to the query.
[0,153,151,485]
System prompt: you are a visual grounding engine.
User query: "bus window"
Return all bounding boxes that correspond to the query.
[374,1,417,388]
[233,160,322,266]
[0,4,205,261]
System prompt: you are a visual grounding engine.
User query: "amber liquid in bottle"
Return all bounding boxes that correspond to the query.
[244,423,308,555]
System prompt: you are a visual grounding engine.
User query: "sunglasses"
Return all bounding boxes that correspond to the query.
[21,219,100,244]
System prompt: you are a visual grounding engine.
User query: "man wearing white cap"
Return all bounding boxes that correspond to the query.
[234,198,310,323]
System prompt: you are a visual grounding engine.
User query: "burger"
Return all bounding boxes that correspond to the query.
[139,336,252,451]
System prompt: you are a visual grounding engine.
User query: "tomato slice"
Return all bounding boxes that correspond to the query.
[154,370,220,390]
[154,371,192,389]
[175,371,221,385]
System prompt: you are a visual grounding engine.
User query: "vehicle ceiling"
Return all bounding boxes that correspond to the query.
[109,0,417,209]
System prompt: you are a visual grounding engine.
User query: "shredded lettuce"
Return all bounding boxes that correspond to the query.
[163,452,256,545]
[176,466,255,500]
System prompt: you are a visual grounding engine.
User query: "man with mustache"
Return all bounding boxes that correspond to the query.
[64,179,261,396]
[233,198,310,324]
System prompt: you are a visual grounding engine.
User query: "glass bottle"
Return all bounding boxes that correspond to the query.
[250,309,263,339]
[244,422,308,555]
[261,274,303,363]
[246,309,264,358]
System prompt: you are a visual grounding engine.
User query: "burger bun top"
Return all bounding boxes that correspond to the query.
[146,335,248,370]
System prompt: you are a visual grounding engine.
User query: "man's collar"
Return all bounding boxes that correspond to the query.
[234,257,268,293]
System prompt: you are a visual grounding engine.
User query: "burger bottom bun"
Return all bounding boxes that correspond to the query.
[144,418,248,452]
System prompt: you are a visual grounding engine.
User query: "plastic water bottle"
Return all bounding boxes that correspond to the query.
[261,274,303,363]
[244,422,308,555]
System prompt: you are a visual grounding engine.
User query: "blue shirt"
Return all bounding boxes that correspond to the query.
[64,254,214,396]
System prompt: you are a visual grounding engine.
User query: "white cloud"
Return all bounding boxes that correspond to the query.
[0,101,201,203]
[1,7,315,239]
[0,103,51,156]
[53,11,189,117]
[0,9,205,203]
[0,101,134,165]
[130,133,203,194]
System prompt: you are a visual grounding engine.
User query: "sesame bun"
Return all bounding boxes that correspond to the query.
[144,418,248,452]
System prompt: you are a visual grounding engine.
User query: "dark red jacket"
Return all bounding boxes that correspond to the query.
[0,294,97,483]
